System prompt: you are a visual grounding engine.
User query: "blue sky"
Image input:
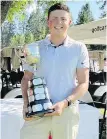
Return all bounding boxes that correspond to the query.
[66,1,102,23]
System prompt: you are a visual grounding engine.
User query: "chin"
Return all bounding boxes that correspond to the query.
[54,32,64,36]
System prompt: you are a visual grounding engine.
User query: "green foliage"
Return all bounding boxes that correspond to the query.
[1,22,15,48]
[17,14,29,34]
[97,0,107,18]
[25,32,34,44]
[1,1,13,24]
[97,0,107,10]
[76,3,94,25]
[27,9,46,41]
[1,0,33,23]
[10,34,25,48]
[7,1,28,22]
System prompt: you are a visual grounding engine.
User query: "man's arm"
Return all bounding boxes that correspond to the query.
[66,68,89,103]
[21,71,33,105]
[67,43,89,103]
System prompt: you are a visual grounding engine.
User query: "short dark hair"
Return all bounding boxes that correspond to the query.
[48,3,70,19]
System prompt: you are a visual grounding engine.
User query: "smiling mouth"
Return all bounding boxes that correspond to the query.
[54,27,63,29]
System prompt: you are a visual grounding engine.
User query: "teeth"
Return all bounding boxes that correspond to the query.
[55,27,62,29]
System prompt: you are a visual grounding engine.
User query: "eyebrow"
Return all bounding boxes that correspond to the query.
[53,16,66,18]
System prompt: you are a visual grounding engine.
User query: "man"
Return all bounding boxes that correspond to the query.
[21,3,89,139]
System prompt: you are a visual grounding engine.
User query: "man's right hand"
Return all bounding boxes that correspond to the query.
[23,103,34,121]
[23,103,41,121]
[23,103,28,120]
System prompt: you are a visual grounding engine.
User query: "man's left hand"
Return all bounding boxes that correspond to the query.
[44,100,67,116]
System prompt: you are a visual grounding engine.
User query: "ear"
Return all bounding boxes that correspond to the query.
[47,18,50,27]
[69,20,72,25]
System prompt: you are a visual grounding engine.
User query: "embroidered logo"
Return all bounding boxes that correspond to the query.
[81,62,84,64]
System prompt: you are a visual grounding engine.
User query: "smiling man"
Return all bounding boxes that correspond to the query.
[21,3,89,139]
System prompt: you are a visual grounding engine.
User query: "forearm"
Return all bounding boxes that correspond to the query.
[67,83,89,102]
[21,70,33,105]
[62,83,88,109]
[21,77,29,105]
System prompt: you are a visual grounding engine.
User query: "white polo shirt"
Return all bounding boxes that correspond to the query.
[23,36,89,103]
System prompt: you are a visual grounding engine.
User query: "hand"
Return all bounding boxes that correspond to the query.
[23,103,41,121]
[23,103,28,120]
[44,100,68,117]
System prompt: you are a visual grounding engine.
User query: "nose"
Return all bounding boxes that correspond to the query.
[56,18,62,24]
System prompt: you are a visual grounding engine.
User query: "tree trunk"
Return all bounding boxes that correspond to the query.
[1,1,13,24]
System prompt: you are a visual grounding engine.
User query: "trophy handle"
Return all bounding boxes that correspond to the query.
[14,48,27,64]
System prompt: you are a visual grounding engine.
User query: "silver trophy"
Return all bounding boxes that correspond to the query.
[23,43,54,118]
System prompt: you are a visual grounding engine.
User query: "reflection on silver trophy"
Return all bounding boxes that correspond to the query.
[24,43,54,117]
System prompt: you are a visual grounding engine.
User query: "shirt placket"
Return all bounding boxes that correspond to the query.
[49,44,58,96]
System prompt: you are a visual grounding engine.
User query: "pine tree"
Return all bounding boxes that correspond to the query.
[76,3,94,25]
[97,0,107,18]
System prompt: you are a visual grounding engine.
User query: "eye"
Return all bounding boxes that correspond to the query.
[52,17,57,21]
[61,18,66,21]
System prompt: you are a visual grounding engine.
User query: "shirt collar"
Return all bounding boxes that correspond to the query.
[44,34,73,48]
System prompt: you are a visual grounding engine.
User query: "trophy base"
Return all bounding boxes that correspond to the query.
[26,109,54,118]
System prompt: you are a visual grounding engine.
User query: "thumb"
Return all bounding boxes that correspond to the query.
[49,104,56,109]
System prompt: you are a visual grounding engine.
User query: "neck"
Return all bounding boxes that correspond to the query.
[50,33,67,47]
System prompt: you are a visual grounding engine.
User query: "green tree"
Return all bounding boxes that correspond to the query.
[27,8,46,41]
[1,1,13,24]
[17,14,29,34]
[76,3,94,25]
[1,21,15,48]
[10,34,25,48]
[97,0,107,18]
[10,32,34,47]
[25,32,34,44]
[1,1,32,24]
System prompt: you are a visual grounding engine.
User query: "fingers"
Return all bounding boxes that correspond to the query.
[48,104,56,110]
[23,105,28,120]
[23,111,36,121]
[24,116,36,121]
[23,110,27,120]
[23,105,42,121]
[44,110,61,116]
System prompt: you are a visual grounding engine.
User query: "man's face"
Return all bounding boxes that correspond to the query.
[47,10,71,36]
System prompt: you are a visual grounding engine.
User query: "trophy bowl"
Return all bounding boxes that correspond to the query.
[23,43,54,118]
[23,43,40,66]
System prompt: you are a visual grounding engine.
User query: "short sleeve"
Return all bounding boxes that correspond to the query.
[77,43,89,69]
[36,62,43,77]
[22,62,43,76]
